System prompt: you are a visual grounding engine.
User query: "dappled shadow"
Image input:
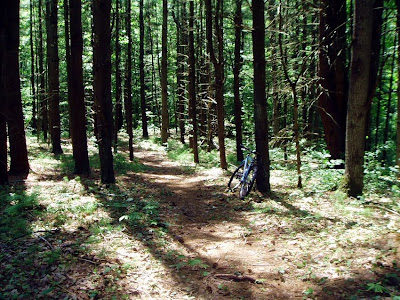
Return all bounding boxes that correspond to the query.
[313,263,400,299]
[76,158,268,298]
[8,140,400,299]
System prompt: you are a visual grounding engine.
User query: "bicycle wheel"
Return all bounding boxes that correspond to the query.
[228,163,245,192]
[239,165,257,199]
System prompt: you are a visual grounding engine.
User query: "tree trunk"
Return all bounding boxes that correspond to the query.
[0,28,8,183]
[396,0,400,172]
[93,0,115,184]
[344,0,375,196]
[173,0,186,144]
[188,0,199,163]
[205,0,227,170]
[382,41,396,165]
[233,0,243,162]
[252,0,270,192]
[67,0,90,174]
[114,0,123,153]
[318,0,348,160]
[161,0,169,144]
[278,1,302,187]
[374,27,387,149]
[270,4,280,138]
[2,0,30,177]
[125,0,134,161]
[30,0,37,133]
[38,0,48,140]
[139,0,148,138]
[0,118,7,184]
[46,0,63,154]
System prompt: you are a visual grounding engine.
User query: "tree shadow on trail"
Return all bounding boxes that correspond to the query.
[77,163,269,298]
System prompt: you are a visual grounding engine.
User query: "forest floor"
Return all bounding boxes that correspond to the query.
[1,135,400,299]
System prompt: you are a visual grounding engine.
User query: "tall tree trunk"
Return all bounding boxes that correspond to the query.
[233,0,243,162]
[38,0,48,140]
[205,0,227,170]
[93,0,115,184]
[344,0,377,196]
[270,4,280,138]
[0,24,8,183]
[46,0,63,154]
[188,0,199,163]
[30,0,37,133]
[125,0,134,161]
[374,27,388,149]
[64,0,72,139]
[396,0,400,172]
[173,0,186,144]
[278,1,303,187]
[114,0,123,153]
[252,0,270,192]
[161,0,169,143]
[139,0,148,138]
[68,0,90,174]
[0,117,6,184]
[318,0,348,160]
[382,40,396,165]
[2,0,30,177]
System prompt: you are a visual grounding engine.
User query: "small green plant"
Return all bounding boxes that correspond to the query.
[188,258,208,269]
[303,287,314,298]
[366,282,389,294]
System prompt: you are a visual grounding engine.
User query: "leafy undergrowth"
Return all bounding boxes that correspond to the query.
[1,135,400,299]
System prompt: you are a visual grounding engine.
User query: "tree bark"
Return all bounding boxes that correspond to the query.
[0,23,8,183]
[188,0,199,163]
[46,0,63,154]
[0,117,7,184]
[269,4,280,138]
[114,0,123,153]
[68,0,90,174]
[382,41,396,165]
[205,0,227,170]
[318,0,348,160]
[93,0,115,184]
[173,0,186,144]
[161,0,169,144]
[396,0,400,172]
[374,26,387,149]
[252,0,270,192]
[30,0,37,133]
[38,0,48,140]
[233,0,244,162]
[139,0,148,138]
[2,0,30,177]
[278,1,302,187]
[344,0,376,196]
[125,0,134,161]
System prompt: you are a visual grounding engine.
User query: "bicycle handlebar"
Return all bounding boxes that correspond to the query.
[240,144,258,154]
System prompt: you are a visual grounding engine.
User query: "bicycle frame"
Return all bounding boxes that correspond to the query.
[241,155,254,183]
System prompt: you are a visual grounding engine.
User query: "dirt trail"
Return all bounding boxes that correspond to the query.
[12,141,397,299]
[131,147,310,299]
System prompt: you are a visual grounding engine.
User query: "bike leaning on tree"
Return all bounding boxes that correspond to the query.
[228,145,258,200]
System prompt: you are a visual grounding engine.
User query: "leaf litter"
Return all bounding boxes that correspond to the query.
[1,137,400,299]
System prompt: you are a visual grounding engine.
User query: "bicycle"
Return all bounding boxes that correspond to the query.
[228,145,258,199]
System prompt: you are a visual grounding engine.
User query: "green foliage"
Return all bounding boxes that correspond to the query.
[366,282,389,294]
[364,147,400,195]
[166,138,224,169]
[0,188,40,242]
